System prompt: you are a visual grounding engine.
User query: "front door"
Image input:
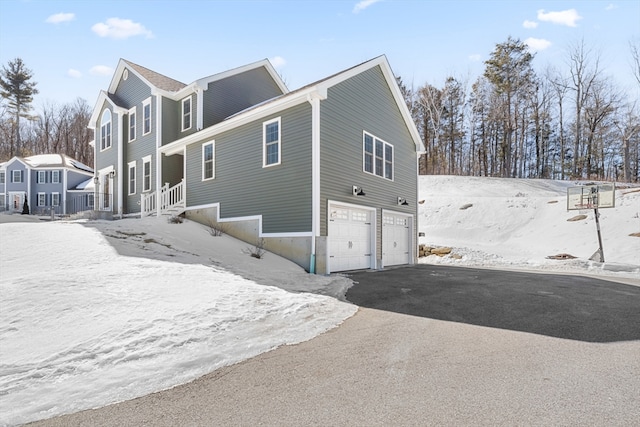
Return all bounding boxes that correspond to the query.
[9,192,25,213]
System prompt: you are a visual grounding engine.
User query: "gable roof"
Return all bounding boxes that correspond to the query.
[1,154,93,174]
[161,55,424,156]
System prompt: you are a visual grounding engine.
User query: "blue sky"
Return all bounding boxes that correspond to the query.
[1,0,638,110]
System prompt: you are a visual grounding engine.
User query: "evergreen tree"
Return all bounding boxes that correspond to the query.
[0,58,38,157]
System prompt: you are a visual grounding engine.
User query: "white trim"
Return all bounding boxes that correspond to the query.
[37,192,46,207]
[128,160,137,195]
[196,87,204,130]
[11,170,22,183]
[202,141,215,181]
[142,97,152,136]
[262,117,281,167]
[37,170,46,184]
[128,106,137,142]
[142,155,152,192]
[51,170,60,184]
[182,95,192,132]
[184,202,313,238]
[363,131,394,181]
[309,94,321,272]
[51,192,60,207]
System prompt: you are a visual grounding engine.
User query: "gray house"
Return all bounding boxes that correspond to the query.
[89,55,424,274]
[0,154,94,215]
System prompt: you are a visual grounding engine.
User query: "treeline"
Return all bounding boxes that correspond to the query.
[399,37,640,182]
[0,98,94,166]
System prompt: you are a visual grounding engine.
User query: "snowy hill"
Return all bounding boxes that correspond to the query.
[417,175,640,279]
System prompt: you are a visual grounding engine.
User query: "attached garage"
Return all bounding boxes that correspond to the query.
[328,203,375,272]
[382,211,412,267]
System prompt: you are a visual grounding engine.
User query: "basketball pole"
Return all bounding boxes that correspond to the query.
[593,205,605,263]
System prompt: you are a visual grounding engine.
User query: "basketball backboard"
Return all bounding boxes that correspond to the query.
[567,184,615,211]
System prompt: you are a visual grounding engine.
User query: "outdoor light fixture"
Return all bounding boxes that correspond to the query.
[109,170,116,178]
[352,186,365,196]
[93,176,99,184]
[397,197,409,206]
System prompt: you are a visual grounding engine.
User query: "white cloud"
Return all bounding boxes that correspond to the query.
[91,18,153,39]
[525,37,552,52]
[537,9,582,27]
[468,54,482,62]
[67,69,82,79]
[90,65,113,76]
[605,3,617,11]
[523,20,538,29]
[45,12,75,24]
[353,0,381,14]
[270,56,286,69]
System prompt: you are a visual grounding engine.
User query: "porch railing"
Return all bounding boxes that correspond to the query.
[141,179,184,217]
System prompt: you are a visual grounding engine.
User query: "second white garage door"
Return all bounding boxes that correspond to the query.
[382,212,411,267]
[328,204,373,272]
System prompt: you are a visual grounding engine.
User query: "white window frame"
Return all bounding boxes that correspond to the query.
[87,193,94,208]
[51,170,60,184]
[202,141,215,181]
[51,192,60,207]
[12,170,21,183]
[142,98,151,135]
[100,109,112,151]
[128,160,137,195]
[263,117,281,167]
[37,192,46,207]
[363,131,394,181]
[182,96,192,132]
[142,155,152,192]
[129,107,137,142]
[37,171,47,184]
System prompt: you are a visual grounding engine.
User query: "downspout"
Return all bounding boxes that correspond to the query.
[155,93,163,216]
[63,168,67,215]
[308,90,325,273]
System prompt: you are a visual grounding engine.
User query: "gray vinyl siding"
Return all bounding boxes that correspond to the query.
[113,69,152,108]
[161,97,181,145]
[186,103,312,234]
[6,161,27,194]
[203,68,285,128]
[319,66,418,242]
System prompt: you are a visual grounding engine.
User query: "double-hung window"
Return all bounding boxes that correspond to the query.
[12,170,22,183]
[142,155,151,192]
[0,172,4,184]
[100,109,112,151]
[363,132,393,180]
[182,96,192,131]
[263,117,281,167]
[51,192,60,207]
[143,98,151,135]
[51,170,60,184]
[37,192,46,207]
[37,171,47,184]
[129,107,137,142]
[202,141,214,180]
[128,161,137,195]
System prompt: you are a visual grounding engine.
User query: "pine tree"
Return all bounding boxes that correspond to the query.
[0,58,38,157]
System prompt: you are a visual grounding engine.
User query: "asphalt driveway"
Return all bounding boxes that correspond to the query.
[346,265,640,343]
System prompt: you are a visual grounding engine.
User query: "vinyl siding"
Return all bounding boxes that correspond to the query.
[186,103,312,234]
[203,68,285,128]
[319,66,418,250]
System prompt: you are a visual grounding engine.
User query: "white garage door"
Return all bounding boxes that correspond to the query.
[382,212,411,267]
[328,204,373,272]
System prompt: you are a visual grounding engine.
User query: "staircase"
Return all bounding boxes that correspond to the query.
[141,179,185,217]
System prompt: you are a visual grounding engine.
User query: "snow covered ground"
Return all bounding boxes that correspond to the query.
[1,176,639,425]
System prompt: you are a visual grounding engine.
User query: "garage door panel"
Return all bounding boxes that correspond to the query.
[328,204,373,272]
[383,213,411,267]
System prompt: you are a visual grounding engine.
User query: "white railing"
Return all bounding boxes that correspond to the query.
[141,179,184,217]
[141,191,157,217]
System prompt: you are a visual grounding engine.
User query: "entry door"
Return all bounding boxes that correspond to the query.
[9,192,25,212]
[382,213,411,267]
[328,204,373,272]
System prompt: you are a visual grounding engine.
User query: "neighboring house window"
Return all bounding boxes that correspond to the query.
[37,171,47,184]
[38,192,46,207]
[12,170,22,183]
[129,107,137,142]
[0,171,4,184]
[100,109,112,151]
[128,161,136,195]
[87,194,94,208]
[182,96,192,131]
[52,170,60,184]
[363,132,394,180]
[263,117,281,167]
[143,98,151,135]
[142,155,151,192]
[202,141,214,180]
[51,192,60,207]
